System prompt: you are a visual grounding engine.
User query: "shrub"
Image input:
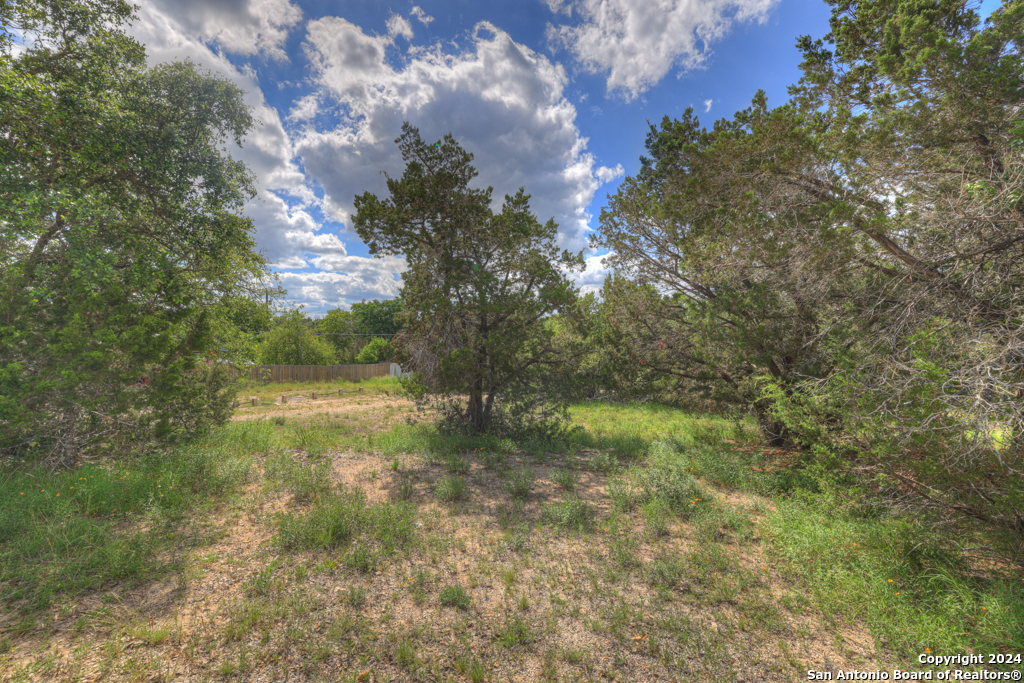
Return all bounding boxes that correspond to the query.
[258,311,337,365]
[550,468,577,491]
[356,337,393,364]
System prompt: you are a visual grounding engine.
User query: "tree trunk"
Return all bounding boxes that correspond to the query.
[45,405,80,470]
[466,376,486,434]
[752,399,790,448]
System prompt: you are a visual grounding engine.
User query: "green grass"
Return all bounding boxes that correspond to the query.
[5,390,1021,678]
[438,584,471,610]
[434,475,467,502]
[0,425,253,611]
[542,496,593,531]
[240,375,402,402]
[764,493,1024,657]
[274,484,417,559]
[505,467,535,501]
[264,450,333,502]
[550,468,577,491]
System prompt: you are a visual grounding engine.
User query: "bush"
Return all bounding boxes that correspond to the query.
[258,311,337,365]
[356,337,393,364]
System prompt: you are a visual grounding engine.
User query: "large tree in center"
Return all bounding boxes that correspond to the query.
[353,124,584,436]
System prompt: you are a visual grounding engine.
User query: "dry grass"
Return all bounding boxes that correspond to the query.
[1,421,885,683]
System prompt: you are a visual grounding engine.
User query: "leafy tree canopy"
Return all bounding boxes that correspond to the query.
[353,124,584,436]
[258,310,337,366]
[0,0,274,465]
[351,298,404,337]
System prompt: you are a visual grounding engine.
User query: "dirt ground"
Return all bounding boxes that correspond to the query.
[2,439,882,683]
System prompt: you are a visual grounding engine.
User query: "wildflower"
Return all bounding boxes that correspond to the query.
[925,649,931,653]
[888,579,893,583]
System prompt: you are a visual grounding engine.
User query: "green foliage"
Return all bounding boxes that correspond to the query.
[550,468,577,491]
[0,1,271,466]
[542,496,593,531]
[355,337,393,364]
[591,0,1024,560]
[434,475,466,502]
[351,299,404,336]
[258,310,337,366]
[505,468,535,501]
[313,309,360,363]
[353,123,585,436]
[438,584,471,610]
[0,428,252,610]
[264,451,333,503]
[274,485,416,558]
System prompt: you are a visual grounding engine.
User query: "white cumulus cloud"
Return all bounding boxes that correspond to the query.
[704,98,713,112]
[386,13,415,41]
[410,6,435,25]
[140,0,303,61]
[297,19,609,253]
[546,0,777,99]
[595,164,624,183]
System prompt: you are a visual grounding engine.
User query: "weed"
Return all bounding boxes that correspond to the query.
[505,525,530,553]
[275,485,416,555]
[395,639,417,670]
[501,567,517,590]
[345,544,377,573]
[347,585,368,608]
[438,584,471,610]
[589,450,619,473]
[264,450,332,503]
[443,453,470,474]
[648,557,685,589]
[642,496,672,537]
[392,475,416,501]
[480,450,506,470]
[541,648,558,681]
[244,561,281,597]
[435,476,466,502]
[606,474,639,512]
[542,496,593,531]
[505,468,535,501]
[551,468,577,491]
[497,614,532,648]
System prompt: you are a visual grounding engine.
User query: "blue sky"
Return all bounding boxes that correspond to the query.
[123,0,999,315]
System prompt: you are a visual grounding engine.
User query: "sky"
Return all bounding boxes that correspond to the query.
[116,0,981,316]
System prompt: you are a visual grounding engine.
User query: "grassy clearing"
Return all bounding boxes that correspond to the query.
[0,424,256,612]
[2,396,1021,682]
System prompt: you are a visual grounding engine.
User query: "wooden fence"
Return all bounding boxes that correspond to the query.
[228,362,393,383]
